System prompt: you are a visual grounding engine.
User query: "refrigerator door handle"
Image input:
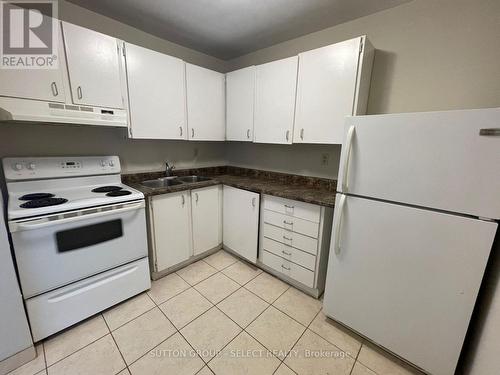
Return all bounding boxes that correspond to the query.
[333,194,346,255]
[341,125,355,192]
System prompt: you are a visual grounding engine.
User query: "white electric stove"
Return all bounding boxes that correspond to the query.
[3,156,151,342]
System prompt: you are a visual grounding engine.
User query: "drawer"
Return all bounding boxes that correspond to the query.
[263,195,320,223]
[26,258,151,341]
[263,209,320,238]
[263,223,318,255]
[262,237,316,271]
[261,250,315,288]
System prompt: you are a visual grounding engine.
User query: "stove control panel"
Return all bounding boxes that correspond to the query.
[3,156,121,180]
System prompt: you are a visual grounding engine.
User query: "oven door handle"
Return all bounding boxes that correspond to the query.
[10,201,145,232]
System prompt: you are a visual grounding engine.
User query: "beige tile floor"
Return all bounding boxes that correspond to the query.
[10,250,424,375]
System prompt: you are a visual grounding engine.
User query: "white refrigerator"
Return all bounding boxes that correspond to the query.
[323,108,499,375]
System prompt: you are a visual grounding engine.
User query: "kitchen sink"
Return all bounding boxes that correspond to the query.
[140,175,213,189]
[141,178,183,189]
[177,175,212,183]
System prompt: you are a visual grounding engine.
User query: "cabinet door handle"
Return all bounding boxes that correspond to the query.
[286,130,290,142]
[252,197,256,207]
[179,126,183,136]
[300,128,304,140]
[282,250,292,256]
[247,129,251,139]
[283,220,293,225]
[195,192,199,203]
[77,86,83,99]
[281,264,291,271]
[283,235,292,241]
[479,128,500,136]
[50,82,58,96]
[181,195,185,206]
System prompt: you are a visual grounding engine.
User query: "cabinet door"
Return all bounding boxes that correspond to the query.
[151,192,192,271]
[223,186,260,263]
[192,185,222,256]
[254,56,298,144]
[294,37,361,144]
[226,66,255,141]
[125,43,186,139]
[62,22,124,108]
[0,21,65,102]
[186,64,225,141]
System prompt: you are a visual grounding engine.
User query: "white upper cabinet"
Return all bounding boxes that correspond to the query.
[0,22,65,102]
[185,63,225,141]
[125,43,186,139]
[294,36,374,144]
[191,185,222,256]
[254,56,298,144]
[226,66,255,141]
[61,22,124,109]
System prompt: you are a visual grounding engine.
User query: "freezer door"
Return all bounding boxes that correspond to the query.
[338,108,500,219]
[324,194,497,375]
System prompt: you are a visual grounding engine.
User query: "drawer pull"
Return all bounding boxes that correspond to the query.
[283,236,292,241]
[283,220,293,225]
[282,250,292,256]
[281,264,291,271]
[284,204,294,209]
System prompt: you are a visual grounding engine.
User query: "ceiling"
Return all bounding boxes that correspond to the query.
[67,0,411,60]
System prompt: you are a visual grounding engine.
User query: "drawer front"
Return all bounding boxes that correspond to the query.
[263,223,318,255]
[26,258,151,341]
[263,209,319,238]
[263,195,321,223]
[261,250,315,288]
[262,237,316,271]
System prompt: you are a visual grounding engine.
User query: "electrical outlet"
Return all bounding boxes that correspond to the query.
[321,153,330,166]
[193,148,199,158]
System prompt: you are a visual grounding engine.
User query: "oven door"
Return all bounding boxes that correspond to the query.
[10,200,148,298]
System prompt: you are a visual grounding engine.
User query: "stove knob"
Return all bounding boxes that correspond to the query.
[27,162,36,170]
[109,160,114,167]
[100,160,107,167]
[12,163,23,171]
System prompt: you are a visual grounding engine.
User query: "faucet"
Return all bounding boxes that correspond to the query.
[165,162,175,177]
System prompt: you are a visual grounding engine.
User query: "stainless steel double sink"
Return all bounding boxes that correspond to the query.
[140,175,213,189]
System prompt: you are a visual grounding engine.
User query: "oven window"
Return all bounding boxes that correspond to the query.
[56,219,123,252]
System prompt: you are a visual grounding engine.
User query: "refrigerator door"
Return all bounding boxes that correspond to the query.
[338,108,500,219]
[324,194,497,375]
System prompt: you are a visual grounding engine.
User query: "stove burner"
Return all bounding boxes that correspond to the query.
[19,193,54,201]
[20,198,68,208]
[92,186,123,193]
[106,190,132,197]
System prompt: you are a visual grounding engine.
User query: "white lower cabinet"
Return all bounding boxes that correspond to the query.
[191,186,222,256]
[259,195,333,297]
[149,185,222,275]
[223,185,260,263]
[150,191,192,272]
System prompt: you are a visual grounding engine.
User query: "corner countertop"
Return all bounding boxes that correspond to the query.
[123,166,337,207]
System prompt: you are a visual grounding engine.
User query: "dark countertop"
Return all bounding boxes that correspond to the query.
[123,166,336,207]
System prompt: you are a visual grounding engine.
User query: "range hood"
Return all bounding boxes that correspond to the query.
[0,97,127,127]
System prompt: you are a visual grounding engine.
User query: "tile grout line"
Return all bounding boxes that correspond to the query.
[42,315,112,370]
[102,312,130,375]
[203,282,293,373]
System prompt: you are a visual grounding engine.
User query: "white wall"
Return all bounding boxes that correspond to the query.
[224,0,500,179]
[0,123,226,174]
